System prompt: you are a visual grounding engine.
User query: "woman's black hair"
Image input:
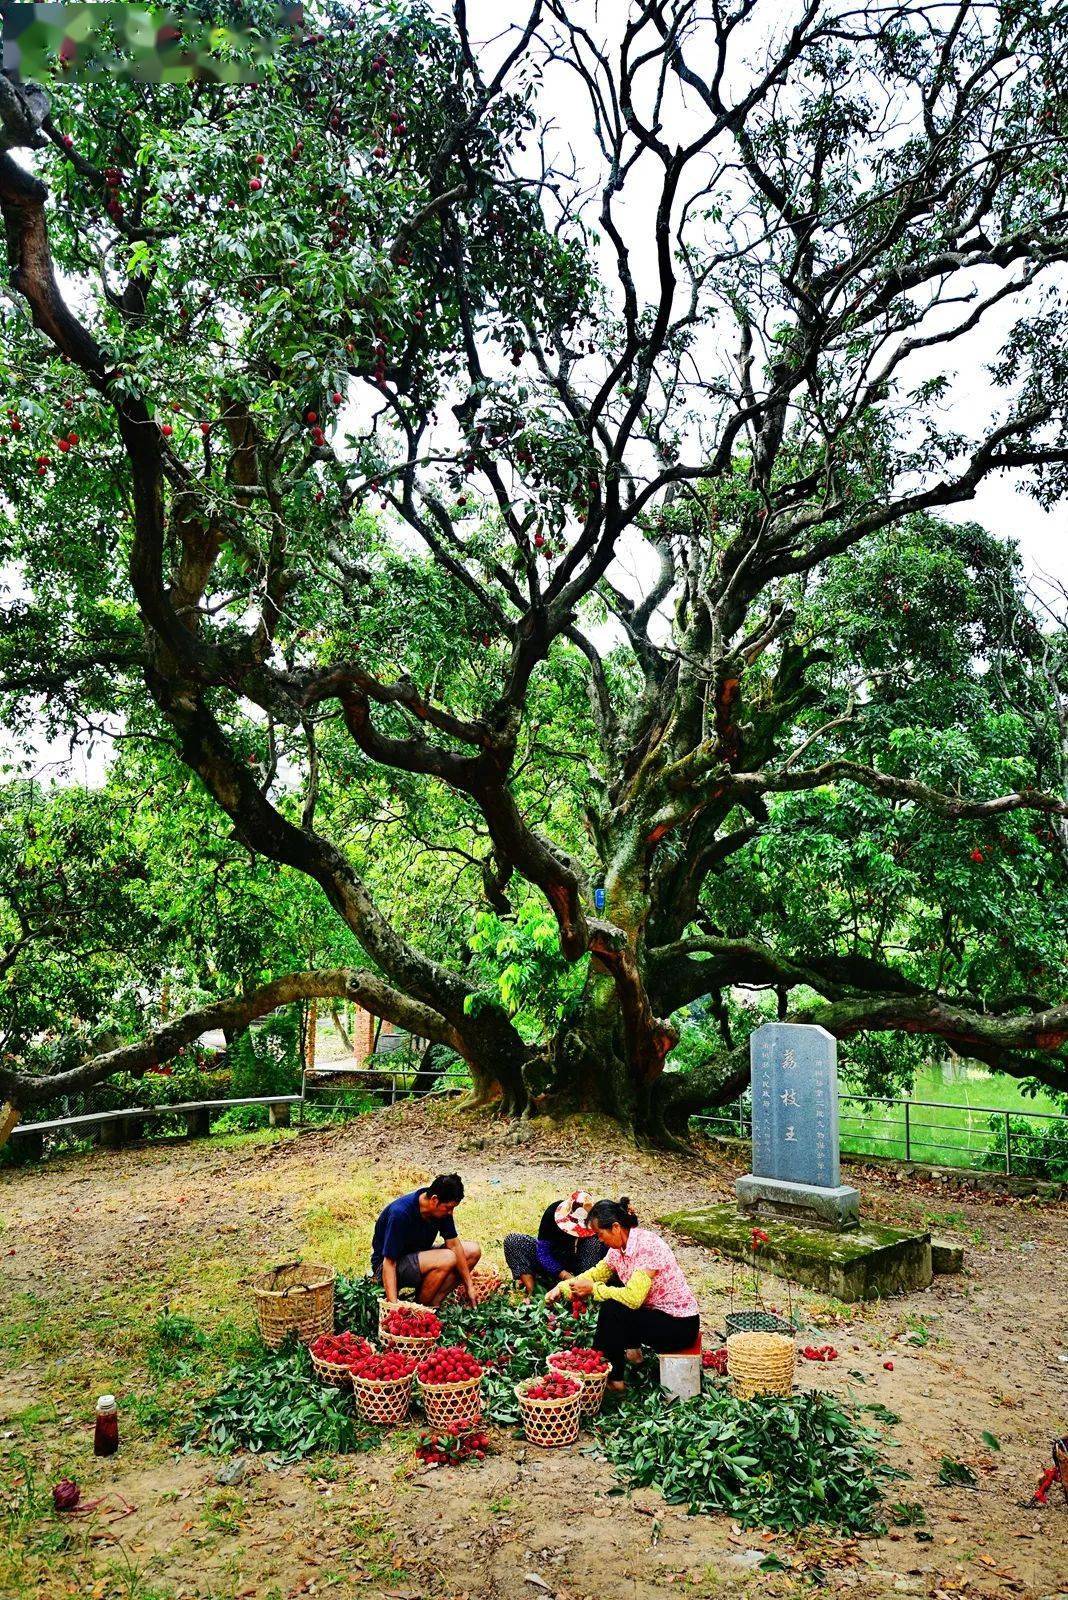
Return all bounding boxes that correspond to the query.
[427,1173,464,1203]
[587,1196,638,1230]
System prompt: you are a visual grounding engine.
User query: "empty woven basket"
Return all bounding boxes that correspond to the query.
[726,1331,795,1399]
[251,1262,335,1349]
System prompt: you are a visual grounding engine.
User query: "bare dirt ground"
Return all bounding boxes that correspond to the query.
[1,1102,1066,1600]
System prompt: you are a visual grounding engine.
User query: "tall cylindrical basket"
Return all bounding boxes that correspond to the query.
[546,1353,609,1418]
[515,1378,582,1449]
[352,1370,416,1426]
[418,1373,484,1428]
[726,1331,795,1399]
[381,1327,440,1360]
[252,1262,336,1349]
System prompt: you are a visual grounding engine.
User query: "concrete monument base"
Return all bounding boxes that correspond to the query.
[662,1203,933,1301]
[735,1173,861,1232]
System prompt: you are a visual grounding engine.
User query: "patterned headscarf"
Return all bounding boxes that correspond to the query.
[554,1190,595,1237]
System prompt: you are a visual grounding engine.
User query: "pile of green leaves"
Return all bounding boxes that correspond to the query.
[334,1274,385,1342]
[595,1373,904,1533]
[191,1341,380,1462]
[189,1286,901,1534]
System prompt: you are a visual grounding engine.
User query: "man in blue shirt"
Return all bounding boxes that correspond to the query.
[370,1173,480,1306]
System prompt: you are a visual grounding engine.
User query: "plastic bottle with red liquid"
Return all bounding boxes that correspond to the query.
[93,1394,119,1456]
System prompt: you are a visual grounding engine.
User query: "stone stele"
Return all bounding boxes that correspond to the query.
[737,1021,860,1231]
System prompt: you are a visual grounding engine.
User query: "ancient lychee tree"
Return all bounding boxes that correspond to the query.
[2,0,1068,1139]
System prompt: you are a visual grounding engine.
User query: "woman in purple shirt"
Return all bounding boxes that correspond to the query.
[503,1191,606,1294]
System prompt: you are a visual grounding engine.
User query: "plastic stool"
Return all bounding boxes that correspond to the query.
[659,1328,702,1400]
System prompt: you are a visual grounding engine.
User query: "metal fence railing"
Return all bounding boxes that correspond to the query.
[9,1066,1065,1181]
[5,1064,475,1157]
[690,1092,1068,1180]
[300,1063,471,1112]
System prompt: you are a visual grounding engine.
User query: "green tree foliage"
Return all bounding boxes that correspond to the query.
[1,2,1067,1136]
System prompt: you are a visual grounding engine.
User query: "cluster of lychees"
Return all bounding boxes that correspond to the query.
[417,1346,483,1385]
[523,1374,581,1402]
[415,1421,489,1467]
[383,1306,441,1340]
[350,1349,418,1383]
[801,1344,839,1363]
[309,1332,372,1367]
[548,1348,608,1375]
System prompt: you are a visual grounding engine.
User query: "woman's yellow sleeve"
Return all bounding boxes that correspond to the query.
[592,1269,652,1310]
[568,1259,612,1291]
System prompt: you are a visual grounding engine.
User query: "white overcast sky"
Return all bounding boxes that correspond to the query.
[453,0,1066,589]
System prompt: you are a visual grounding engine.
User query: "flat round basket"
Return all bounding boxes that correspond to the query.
[418,1372,483,1429]
[726,1331,795,1399]
[546,1353,609,1418]
[252,1262,336,1349]
[352,1370,415,1426]
[515,1379,582,1449]
[724,1309,794,1337]
[381,1327,440,1360]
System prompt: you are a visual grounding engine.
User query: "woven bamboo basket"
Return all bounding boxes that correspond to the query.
[311,1351,356,1388]
[463,1267,503,1306]
[378,1299,402,1328]
[515,1377,583,1448]
[546,1353,609,1418]
[418,1372,484,1428]
[381,1325,440,1360]
[376,1297,422,1334]
[726,1331,795,1399]
[309,1335,373,1387]
[352,1370,416,1426]
[252,1262,335,1349]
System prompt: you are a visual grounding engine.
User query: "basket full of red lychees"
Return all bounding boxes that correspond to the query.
[380,1305,442,1358]
[416,1345,484,1428]
[546,1347,610,1417]
[514,1372,583,1448]
[348,1348,419,1425]
[309,1331,374,1388]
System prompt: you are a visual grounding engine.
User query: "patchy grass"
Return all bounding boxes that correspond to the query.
[290,1165,565,1279]
[920,1207,987,1244]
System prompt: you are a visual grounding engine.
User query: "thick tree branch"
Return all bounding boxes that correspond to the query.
[730,759,1068,819]
[0,967,462,1115]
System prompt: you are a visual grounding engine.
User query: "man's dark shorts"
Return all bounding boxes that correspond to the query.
[375,1252,422,1291]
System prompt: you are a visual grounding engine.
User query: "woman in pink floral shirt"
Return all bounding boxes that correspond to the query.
[546,1197,699,1389]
